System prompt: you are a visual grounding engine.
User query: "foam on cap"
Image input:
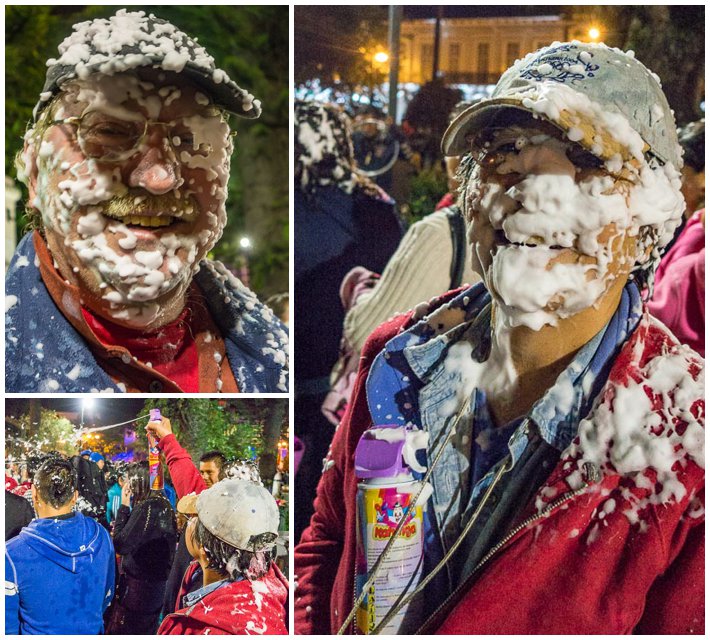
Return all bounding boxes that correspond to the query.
[443,41,681,171]
[195,478,280,551]
[35,9,261,120]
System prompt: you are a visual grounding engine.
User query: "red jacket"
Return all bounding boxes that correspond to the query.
[157,433,207,499]
[294,298,705,634]
[158,561,288,635]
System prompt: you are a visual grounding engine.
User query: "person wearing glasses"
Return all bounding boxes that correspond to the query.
[6,10,288,393]
[294,42,704,635]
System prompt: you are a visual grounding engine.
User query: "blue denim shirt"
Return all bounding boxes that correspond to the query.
[365,280,642,625]
[183,578,233,609]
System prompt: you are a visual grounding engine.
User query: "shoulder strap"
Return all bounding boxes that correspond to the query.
[445,205,466,290]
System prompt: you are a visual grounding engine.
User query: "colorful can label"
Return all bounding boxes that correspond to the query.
[355,481,423,634]
[147,410,163,491]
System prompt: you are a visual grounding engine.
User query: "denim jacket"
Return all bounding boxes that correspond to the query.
[364,280,643,624]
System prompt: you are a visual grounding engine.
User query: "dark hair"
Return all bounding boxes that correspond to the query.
[199,451,227,479]
[34,457,78,508]
[677,119,704,172]
[191,519,272,581]
[125,462,153,503]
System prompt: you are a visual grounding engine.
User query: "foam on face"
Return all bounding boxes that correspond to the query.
[465,129,684,331]
[29,72,232,327]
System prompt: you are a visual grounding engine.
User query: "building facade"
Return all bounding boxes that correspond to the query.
[399,14,593,85]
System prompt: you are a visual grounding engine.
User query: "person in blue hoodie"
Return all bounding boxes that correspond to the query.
[5,455,115,634]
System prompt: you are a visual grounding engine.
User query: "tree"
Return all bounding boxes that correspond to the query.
[294,6,388,87]
[136,398,288,467]
[565,6,704,126]
[13,408,78,457]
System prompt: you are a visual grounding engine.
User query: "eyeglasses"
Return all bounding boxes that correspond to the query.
[471,131,606,174]
[51,109,234,163]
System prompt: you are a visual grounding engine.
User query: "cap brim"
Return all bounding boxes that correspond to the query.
[441,96,642,166]
[35,60,261,122]
[176,493,199,516]
[442,99,563,156]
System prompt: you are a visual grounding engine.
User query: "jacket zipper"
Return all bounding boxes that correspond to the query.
[366,417,526,635]
[340,398,475,635]
[415,462,599,634]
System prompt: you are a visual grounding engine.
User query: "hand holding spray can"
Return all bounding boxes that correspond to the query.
[147,409,164,491]
[354,424,430,634]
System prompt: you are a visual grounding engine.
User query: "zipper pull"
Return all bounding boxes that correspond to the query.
[582,461,601,484]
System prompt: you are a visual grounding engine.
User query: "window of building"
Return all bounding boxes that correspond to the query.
[506,42,521,67]
[477,42,490,77]
[449,43,460,73]
[421,43,434,79]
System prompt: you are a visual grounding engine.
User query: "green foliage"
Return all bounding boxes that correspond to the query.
[406,166,449,222]
[15,409,78,457]
[138,399,265,463]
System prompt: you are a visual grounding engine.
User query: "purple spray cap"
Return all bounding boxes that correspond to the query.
[355,424,410,479]
[149,408,161,422]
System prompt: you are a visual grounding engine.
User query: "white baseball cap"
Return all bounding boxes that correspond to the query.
[177,479,280,551]
[443,41,681,171]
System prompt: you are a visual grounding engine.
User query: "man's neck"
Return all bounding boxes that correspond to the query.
[201,565,228,588]
[36,505,75,519]
[487,276,627,425]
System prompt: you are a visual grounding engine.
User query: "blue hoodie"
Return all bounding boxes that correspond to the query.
[5,512,115,634]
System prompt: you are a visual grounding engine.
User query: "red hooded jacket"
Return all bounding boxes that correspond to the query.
[158,562,288,635]
[294,296,705,635]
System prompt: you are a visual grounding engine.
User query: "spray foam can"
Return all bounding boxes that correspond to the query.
[148,408,164,490]
[354,424,428,634]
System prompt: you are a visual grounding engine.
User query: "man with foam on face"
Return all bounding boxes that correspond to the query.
[294,42,704,634]
[6,10,288,393]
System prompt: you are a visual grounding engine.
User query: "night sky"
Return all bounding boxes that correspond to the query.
[6,398,146,428]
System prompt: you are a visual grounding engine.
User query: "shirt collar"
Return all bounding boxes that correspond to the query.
[183,578,230,608]
[370,280,642,453]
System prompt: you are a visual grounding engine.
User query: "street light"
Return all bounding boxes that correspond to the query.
[80,397,94,429]
[588,27,601,42]
[374,51,389,64]
[239,236,252,250]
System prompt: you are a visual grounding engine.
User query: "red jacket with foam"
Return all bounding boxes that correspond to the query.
[294,297,705,635]
[158,561,288,635]
[157,433,207,499]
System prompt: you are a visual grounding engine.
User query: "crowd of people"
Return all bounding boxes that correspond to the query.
[294,41,704,634]
[5,415,288,635]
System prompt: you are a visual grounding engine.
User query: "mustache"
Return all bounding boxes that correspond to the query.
[103,192,198,220]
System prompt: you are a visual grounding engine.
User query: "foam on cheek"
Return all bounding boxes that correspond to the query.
[468,134,683,330]
[491,246,607,330]
[177,112,231,247]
